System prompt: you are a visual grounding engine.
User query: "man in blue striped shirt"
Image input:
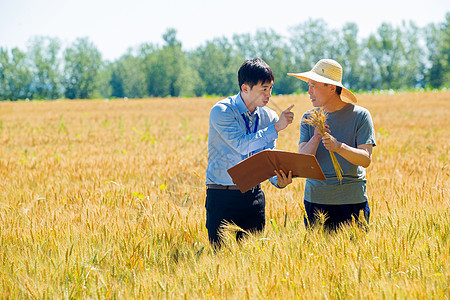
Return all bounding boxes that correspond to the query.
[205,58,294,247]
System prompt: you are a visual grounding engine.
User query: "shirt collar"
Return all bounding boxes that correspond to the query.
[236,92,260,117]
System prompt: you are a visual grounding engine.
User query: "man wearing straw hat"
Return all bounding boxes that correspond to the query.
[206,58,295,248]
[288,59,376,230]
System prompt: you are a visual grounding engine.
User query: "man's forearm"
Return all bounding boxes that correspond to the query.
[298,135,322,155]
[335,143,371,168]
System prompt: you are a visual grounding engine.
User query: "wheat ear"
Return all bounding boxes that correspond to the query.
[304,108,343,182]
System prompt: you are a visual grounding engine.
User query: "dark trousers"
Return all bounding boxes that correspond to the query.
[304,200,370,231]
[205,186,265,247]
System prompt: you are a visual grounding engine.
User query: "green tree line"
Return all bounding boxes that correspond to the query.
[1,15,449,100]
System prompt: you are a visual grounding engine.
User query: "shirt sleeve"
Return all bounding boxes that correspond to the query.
[299,112,313,144]
[210,103,278,156]
[356,109,376,147]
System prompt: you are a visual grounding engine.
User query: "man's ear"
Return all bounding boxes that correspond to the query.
[328,84,336,95]
[241,83,250,94]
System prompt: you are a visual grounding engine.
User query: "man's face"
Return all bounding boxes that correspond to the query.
[308,79,333,107]
[245,81,273,107]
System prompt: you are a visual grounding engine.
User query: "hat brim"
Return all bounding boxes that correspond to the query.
[288,72,357,103]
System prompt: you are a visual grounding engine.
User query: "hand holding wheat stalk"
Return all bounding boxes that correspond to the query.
[304,108,343,182]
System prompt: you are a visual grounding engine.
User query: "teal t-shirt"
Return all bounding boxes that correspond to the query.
[299,104,376,205]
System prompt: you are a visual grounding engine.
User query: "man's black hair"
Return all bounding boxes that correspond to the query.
[238,58,274,91]
[324,83,343,95]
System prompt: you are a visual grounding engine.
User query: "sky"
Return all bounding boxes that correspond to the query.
[0,0,449,61]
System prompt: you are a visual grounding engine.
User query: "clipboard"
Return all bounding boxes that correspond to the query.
[227,149,326,193]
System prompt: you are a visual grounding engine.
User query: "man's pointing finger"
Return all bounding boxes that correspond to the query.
[283,104,294,112]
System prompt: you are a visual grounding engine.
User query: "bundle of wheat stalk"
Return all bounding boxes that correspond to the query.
[304,107,343,182]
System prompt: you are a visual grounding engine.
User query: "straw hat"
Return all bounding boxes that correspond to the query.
[288,59,357,103]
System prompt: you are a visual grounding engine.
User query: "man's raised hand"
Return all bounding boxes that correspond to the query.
[274,104,294,133]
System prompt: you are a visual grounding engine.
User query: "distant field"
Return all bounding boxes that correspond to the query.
[0,92,448,298]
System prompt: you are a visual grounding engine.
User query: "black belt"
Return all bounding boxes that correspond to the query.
[207,184,240,190]
[207,184,260,191]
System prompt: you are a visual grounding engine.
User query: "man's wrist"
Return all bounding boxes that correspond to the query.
[274,122,281,132]
[312,134,322,143]
[277,182,286,189]
[335,142,345,153]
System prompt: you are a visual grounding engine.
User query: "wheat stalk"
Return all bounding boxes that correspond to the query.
[0,95,448,298]
[304,107,343,182]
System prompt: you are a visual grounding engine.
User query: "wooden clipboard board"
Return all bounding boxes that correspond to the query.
[227,149,325,193]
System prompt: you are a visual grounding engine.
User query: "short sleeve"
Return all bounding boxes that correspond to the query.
[356,109,376,147]
[299,112,313,144]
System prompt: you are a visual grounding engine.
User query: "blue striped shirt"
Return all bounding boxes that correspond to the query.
[206,93,280,187]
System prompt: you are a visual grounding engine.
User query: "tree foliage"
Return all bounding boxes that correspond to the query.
[63,37,103,99]
[0,15,449,100]
[28,37,63,99]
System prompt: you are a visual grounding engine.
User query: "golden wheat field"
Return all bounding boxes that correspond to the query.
[0,91,449,299]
